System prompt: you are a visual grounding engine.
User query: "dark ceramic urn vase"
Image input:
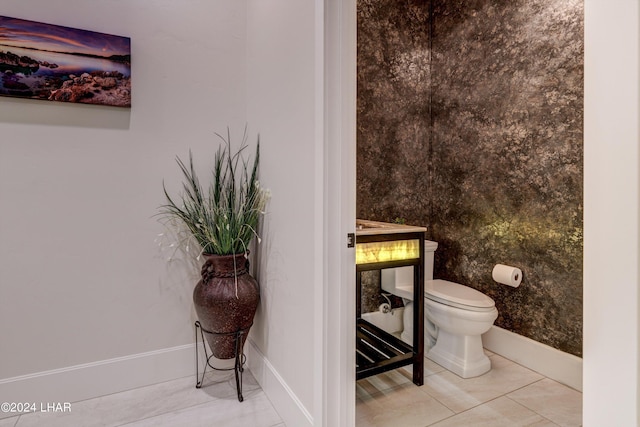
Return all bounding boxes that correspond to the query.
[193,253,260,359]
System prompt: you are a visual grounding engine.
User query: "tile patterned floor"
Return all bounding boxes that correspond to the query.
[1,369,284,427]
[1,351,581,427]
[356,351,582,427]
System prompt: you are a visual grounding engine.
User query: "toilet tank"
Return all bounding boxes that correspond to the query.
[424,240,438,281]
[381,239,439,296]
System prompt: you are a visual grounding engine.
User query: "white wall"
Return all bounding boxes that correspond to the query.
[245,1,319,424]
[583,0,640,425]
[0,0,246,385]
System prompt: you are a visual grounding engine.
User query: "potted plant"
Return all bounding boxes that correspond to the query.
[158,129,269,359]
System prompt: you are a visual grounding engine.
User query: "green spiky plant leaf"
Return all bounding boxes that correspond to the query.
[159,129,269,256]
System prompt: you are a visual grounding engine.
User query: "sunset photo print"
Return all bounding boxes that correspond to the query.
[0,16,131,107]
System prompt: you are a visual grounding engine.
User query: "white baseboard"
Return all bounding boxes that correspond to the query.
[482,325,583,391]
[246,338,313,427]
[0,343,195,419]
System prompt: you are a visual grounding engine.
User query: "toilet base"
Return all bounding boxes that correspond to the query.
[426,330,491,378]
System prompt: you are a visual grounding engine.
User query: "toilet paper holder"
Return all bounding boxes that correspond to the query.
[492,264,523,288]
[379,303,391,314]
[380,293,392,314]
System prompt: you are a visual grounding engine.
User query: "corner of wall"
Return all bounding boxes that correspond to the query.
[246,339,314,427]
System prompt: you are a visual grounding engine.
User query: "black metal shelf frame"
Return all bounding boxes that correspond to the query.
[355,231,425,386]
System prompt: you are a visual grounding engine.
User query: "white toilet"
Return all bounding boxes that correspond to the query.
[425,278,498,378]
[381,240,498,378]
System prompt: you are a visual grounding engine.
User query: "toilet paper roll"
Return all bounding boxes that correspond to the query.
[492,264,522,288]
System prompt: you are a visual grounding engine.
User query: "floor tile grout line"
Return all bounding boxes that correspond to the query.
[113,398,222,427]
[356,353,582,427]
[503,395,562,427]
[1,415,20,427]
[260,388,286,426]
[11,373,208,425]
[425,394,565,427]
[503,376,547,397]
[365,362,558,425]
[424,393,512,425]
[5,414,21,427]
[73,374,202,407]
[357,373,582,427]
[112,387,267,427]
[17,389,242,427]
[15,373,259,427]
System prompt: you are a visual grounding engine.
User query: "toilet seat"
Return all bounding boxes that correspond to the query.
[425,279,495,312]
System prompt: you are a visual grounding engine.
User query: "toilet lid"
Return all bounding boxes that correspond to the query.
[425,279,495,310]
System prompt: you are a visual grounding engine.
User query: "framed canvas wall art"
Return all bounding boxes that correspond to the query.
[0,16,131,107]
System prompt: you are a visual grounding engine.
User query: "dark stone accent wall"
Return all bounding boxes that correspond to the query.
[361,270,382,313]
[357,0,432,228]
[357,0,583,356]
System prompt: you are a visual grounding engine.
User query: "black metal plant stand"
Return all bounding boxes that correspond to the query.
[194,320,250,402]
